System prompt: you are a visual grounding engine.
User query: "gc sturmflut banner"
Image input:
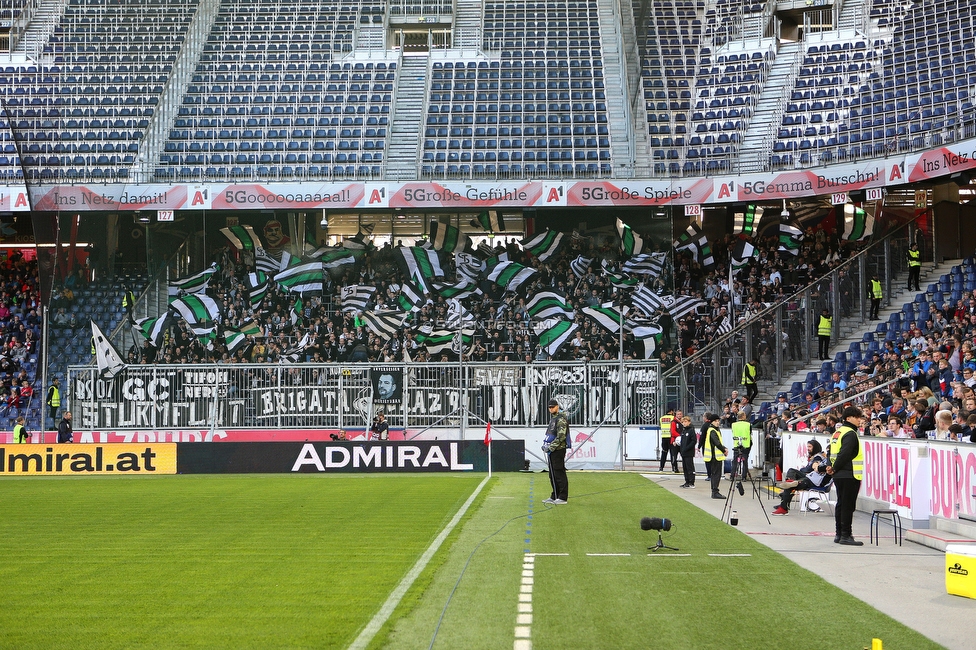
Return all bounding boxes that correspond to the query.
[175,441,525,473]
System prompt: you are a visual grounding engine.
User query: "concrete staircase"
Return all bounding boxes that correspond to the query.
[836,0,865,33]
[453,0,484,49]
[907,517,976,551]
[737,41,801,173]
[597,0,636,176]
[12,0,68,59]
[385,56,429,180]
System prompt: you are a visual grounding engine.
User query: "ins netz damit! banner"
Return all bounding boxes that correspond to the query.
[0,444,177,476]
[176,440,525,474]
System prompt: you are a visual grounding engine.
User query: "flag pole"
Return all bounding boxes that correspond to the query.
[487,422,493,478]
[618,293,625,471]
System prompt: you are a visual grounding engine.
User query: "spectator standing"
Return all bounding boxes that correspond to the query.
[57,411,73,444]
[542,398,570,505]
[678,414,698,488]
[46,377,61,428]
[826,406,865,546]
[369,411,389,440]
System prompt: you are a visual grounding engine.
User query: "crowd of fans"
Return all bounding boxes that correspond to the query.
[126,220,858,368]
[0,254,41,421]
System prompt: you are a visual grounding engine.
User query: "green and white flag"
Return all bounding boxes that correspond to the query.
[431,279,482,300]
[674,222,715,268]
[534,318,578,357]
[471,209,505,232]
[274,261,324,294]
[239,319,263,337]
[416,327,474,356]
[486,259,537,293]
[363,310,407,340]
[842,204,874,241]
[616,218,645,256]
[429,220,469,253]
[223,328,250,355]
[318,247,357,276]
[169,263,217,295]
[521,229,565,261]
[131,312,176,348]
[171,293,221,336]
[733,205,763,236]
[246,271,268,308]
[583,303,629,334]
[396,246,444,293]
[397,280,427,313]
[340,285,377,313]
[602,261,639,290]
[731,239,758,268]
[221,225,261,252]
[778,223,804,256]
[290,297,304,327]
[255,247,280,275]
[526,290,575,321]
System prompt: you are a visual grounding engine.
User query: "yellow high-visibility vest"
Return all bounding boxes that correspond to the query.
[659,415,674,439]
[703,426,726,462]
[829,424,864,480]
[870,279,883,299]
[731,420,752,448]
[818,315,832,337]
[908,249,920,267]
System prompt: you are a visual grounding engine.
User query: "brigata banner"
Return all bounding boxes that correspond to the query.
[0,444,176,476]
[175,440,524,473]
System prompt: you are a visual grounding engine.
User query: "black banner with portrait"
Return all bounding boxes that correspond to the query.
[371,367,403,405]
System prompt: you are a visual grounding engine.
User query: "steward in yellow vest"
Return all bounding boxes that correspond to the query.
[869,274,883,320]
[702,413,727,499]
[826,406,865,546]
[907,243,921,291]
[817,309,832,361]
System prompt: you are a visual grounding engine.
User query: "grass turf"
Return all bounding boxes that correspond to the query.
[379,472,944,650]
[0,474,482,649]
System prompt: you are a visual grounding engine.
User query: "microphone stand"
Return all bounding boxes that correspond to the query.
[648,529,680,552]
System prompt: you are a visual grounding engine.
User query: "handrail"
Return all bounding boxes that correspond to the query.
[661,210,926,380]
[786,372,901,428]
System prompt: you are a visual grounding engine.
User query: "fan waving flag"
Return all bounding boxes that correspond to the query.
[526,290,575,321]
[396,246,444,293]
[397,280,427,313]
[446,299,476,328]
[730,239,758,268]
[318,247,357,276]
[521,229,565,262]
[842,204,875,241]
[171,294,221,336]
[570,255,593,278]
[221,225,261,252]
[275,261,325,294]
[621,252,667,277]
[245,271,269,308]
[471,209,505,232]
[429,220,470,253]
[778,223,804,256]
[170,263,217,295]
[416,327,474,356]
[733,205,763,236]
[223,328,251,355]
[455,252,486,283]
[486,259,537,293]
[632,284,665,317]
[431,279,482,301]
[363,310,407,340]
[534,318,579,357]
[674,222,715,268]
[254,247,280,275]
[616,218,645,257]
[131,312,177,348]
[664,294,705,320]
[91,321,126,379]
[340,285,377,313]
[583,303,629,334]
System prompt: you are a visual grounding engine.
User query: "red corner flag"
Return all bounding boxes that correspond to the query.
[484,421,492,446]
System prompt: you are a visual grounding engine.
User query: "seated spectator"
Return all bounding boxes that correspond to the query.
[771,439,832,515]
[51,308,70,328]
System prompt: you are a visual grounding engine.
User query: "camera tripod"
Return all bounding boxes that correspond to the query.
[721,447,771,525]
[648,530,680,552]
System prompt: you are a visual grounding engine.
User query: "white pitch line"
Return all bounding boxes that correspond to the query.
[646,553,692,557]
[530,553,570,556]
[347,476,490,650]
[708,553,752,557]
[585,553,631,557]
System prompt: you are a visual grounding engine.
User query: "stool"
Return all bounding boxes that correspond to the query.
[753,474,776,500]
[870,509,903,546]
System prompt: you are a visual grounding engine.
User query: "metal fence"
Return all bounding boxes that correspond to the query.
[66,360,662,432]
[662,213,932,416]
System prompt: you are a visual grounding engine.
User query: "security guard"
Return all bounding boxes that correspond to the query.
[907,242,921,291]
[659,409,677,472]
[13,416,29,443]
[869,273,883,320]
[46,377,61,428]
[817,308,832,361]
[741,358,758,402]
[731,412,752,484]
[122,285,136,315]
[826,406,866,546]
[702,413,727,499]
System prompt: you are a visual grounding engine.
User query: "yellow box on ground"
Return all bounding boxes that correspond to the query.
[945,544,976,599]
[0,444,176,476]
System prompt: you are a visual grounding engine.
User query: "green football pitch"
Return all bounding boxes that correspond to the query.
[1,473,942,649]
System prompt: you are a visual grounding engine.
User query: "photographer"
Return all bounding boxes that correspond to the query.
[369,412,389,440]
[772,440,832,515]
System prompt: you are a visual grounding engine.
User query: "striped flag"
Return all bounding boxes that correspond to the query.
[583,303,629,334]
[320,247,358,276]
[733,205,763,236]
[340,285,377,313]
[416,327,474,356]
[632,284,665,317]
[526,290,575,321]
[617,218,645,256]
[396,246,444,293]
[131,312,176,348]
[362,310,406,340]
[521,229,565,261]
[221,225,261,252]
[429,220,469,253]
[664,294,705,320]
[715,316,734,336]
[455,252,486,283]
[275,261,324,294]
[239,319,263,337]
[397,280,427,313]
[674,222,715,268]
[431,279,482,300]
[91,321,126,379]
[280,332,313,364]
[486,259,537,293]
[170,263,217,295]
[278,250,302,271]
[621,252,667,277]
[246,271,269,308]
[223,328,251,355]
[446,299,476,328]
[290,297,304,327]
[255,247,280,275]
[471,209,505,232]
[631,325,659,359]
[842,204,874,241]
[731,239,758,268]
[778,223,804,256]
[570,255,592,278]
[534,318,578,357]
[171,294,221,336]
[601,260,639,290]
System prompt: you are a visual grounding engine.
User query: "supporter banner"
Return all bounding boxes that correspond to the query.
[0,444,176,475]
[22,134,976,211]
[371,367,403,405]
[930,442,976,521]
[175,440,524,473]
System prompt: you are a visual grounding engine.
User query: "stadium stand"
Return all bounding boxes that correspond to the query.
[0,254,42,433]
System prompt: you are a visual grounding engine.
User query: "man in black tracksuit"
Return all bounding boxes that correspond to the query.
[543,398,570,504]
[678,414,698,488]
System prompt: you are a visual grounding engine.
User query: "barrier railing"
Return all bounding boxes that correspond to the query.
[65,360,662,432]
